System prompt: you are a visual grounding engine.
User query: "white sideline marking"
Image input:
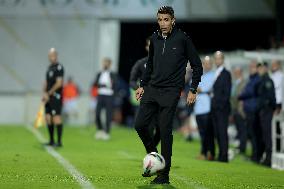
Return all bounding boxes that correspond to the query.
[117,150,208,189]
[26,126,95,189]
[172,174,208,189]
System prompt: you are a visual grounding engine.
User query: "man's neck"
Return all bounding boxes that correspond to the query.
[236,77,243,81]
[161,27,173,38]
[204,69,212,73]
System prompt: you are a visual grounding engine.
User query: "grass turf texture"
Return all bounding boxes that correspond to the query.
[0,125,284,189]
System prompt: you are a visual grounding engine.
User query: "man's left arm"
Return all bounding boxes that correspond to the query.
[185,36,203,91]
[185,36,203,104]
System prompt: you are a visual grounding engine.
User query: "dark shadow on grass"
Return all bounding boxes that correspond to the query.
[137,184,177,189]
[32,143,45,150]
[171,166,181,170]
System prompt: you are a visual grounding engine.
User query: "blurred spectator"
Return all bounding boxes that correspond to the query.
[211,51,232,163]
[255,62,276,167]
[231,67,246,154]
[94,58,116,140]
[238,60,260,161]
[62,77,80,124]
[270,59,284,114]
[194,56,215,160]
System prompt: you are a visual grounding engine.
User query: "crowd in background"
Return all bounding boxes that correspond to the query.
[60,46,283,167]
[190,54,283,167]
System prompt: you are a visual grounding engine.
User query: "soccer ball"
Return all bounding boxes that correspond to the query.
[143,152,165,176]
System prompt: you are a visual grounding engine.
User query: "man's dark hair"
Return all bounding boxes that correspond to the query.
[257,62,269,67]
[263,62,269,67]
[157,6,174,18]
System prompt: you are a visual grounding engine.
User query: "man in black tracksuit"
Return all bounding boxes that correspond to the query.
[135,6,203,184]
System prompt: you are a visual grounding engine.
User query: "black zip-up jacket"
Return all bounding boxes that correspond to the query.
[256,73,276,111]
[140,27,203,90]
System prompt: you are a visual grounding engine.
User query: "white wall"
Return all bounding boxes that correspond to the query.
[0,17,120,92]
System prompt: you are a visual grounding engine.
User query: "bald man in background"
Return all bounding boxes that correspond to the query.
[42,48,65,147]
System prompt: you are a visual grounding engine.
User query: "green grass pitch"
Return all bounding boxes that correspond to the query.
[0,125,284,189]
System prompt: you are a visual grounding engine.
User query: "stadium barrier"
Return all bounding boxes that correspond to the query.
[272,112,284,170]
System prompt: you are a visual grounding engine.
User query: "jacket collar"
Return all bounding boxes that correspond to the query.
[157,26,178,39]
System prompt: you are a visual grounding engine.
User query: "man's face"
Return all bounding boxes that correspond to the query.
[258,65,268,76]
[102,59,111,70]
[258,66,265,76]
[271,60,279,72]
[233,68,242,79]
[249,62,257,75]
[214,53,224,67]
[157,13,174,35]
[48,51,57,64]
[202,57,212,72]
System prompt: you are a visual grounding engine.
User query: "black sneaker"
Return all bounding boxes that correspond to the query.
[150,174,170,184]
[261,159,271,167]
[54,143,63,147]
[142,172,152,177]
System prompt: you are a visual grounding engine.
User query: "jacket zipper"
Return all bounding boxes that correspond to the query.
[162,37,166,55]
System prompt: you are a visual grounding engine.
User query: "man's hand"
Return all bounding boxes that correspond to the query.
[135,87,144,101]
[42,92,50,103]
[187,91,197,105]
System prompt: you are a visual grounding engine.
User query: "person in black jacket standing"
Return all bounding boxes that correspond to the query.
[256,62,276,166]
[211,51,232,163]
[135,6,203,184]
